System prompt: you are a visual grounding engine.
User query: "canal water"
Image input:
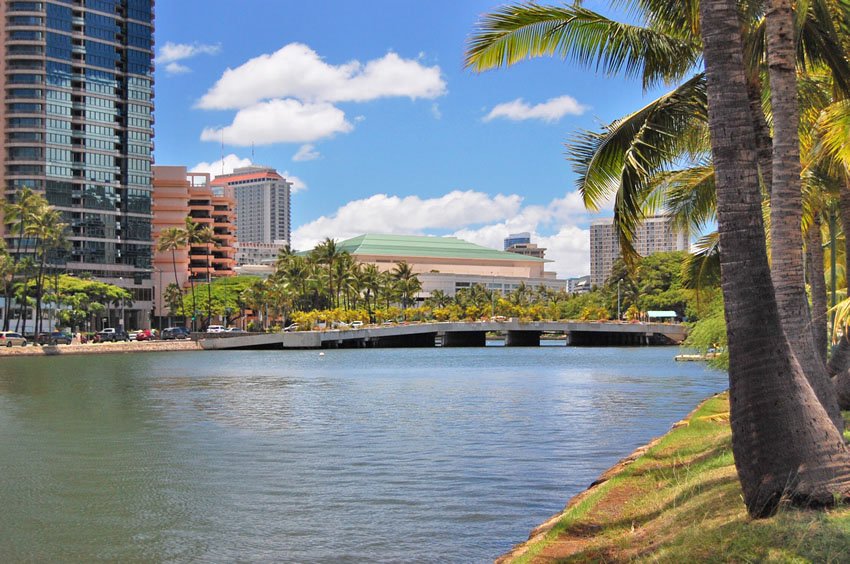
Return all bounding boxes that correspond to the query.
[0,345,726,562]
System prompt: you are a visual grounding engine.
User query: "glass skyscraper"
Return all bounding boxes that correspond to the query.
[2,0,154,328]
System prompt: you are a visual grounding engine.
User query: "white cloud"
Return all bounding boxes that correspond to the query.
[292,189,592,278]
[157,41,221,75]
[484,95,588,123]
[281,171,307,193]
[198,43,446,110]
[200,99,353,146]
[165,62,191,75]
[292,191,521,249]
[157,41,221,64]
[191,154,253,177]
[293,144,320,162]
[431,103,442,120]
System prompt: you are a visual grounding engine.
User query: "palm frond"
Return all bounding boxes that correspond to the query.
[465,3,701,90]
[567,72,707,262]
[682,231,720,292]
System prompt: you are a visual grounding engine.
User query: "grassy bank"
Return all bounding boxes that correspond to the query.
[501,393,850,563]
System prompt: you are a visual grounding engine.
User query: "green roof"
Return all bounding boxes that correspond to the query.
[332,234,546,262]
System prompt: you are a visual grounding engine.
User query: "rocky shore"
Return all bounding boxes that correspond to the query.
[0,339,202,357]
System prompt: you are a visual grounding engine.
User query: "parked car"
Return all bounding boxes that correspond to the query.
[128,330,140,341]
[225,327,246,333]
[206,325,225,333]
[95,328,129,342]
[135,329,155,341]
[0,331,27,347]
[161,326,191,340]
[36,332,72,346]
[283,323,299,332]
[350,321,364,329]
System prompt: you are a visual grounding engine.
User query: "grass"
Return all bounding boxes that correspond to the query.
[506,393,850,563]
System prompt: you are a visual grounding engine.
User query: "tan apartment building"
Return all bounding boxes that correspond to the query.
[590,216,688,287]
[152,166,236,319]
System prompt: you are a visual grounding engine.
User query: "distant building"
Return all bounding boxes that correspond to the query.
[505,242,546,260]
[590,216,688,287]
[152,166,237,318]
[234,241,288,266]
[567,275,591,294]
[504,232,532,250]
[331,234,565,297]
[210,166,292,249]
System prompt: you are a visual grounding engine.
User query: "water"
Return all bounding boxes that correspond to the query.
[0,345,726,562]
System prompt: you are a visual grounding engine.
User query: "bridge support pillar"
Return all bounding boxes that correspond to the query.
[442,331,486,347]
[372,332,436,348]
[505,330,541,347]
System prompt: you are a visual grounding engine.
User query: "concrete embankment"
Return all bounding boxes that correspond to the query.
[0,340,202,357]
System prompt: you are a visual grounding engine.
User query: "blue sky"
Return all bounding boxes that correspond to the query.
[153,1,670,278]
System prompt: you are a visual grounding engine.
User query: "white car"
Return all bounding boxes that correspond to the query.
[206,325,226,333]
[350,321,364,329]
[0,331,27,347]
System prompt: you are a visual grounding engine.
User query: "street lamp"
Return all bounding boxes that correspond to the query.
[118,276,125,330]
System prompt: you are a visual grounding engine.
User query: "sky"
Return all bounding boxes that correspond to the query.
[153,1,672,278]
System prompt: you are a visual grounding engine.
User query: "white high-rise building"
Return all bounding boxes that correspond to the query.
[210,166,292,265]
[590,216,688,287]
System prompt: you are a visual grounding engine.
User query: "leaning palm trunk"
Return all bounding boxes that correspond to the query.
[764,0,842,431]
[806,215,829,365]
[700,0,850,517]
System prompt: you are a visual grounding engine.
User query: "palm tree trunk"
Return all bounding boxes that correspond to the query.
[831,176,850,407]
[171,248,186,321]
[746,76,773,196]
[764,0,842,430]
[700,0,850,517]
[206,245,212,329]
[806,215,828,365]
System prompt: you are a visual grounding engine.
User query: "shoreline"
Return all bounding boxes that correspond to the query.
[496,393,722,563]
[0,340,202,357]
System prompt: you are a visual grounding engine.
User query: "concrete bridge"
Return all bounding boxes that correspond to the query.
[199,321,687,351]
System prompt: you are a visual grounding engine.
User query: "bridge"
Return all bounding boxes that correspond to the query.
[199,321,687,351]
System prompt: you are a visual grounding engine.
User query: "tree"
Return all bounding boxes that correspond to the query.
[155,226,188,322]
[183,217,203,330]
[196,226,217,329]
[392,261,421,308]
[699,0,850,516]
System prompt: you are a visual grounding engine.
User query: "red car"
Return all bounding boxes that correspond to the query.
[135,329,155,341]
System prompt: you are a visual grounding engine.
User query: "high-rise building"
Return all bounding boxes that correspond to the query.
[210,166,291,264]
[590,216,688,287]
[504,232,531,250]
[1,0,155,329]
[152,166,236,321]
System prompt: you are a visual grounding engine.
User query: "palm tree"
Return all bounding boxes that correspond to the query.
[392,261,421,308]
[27,208,68,337]
[466,0,850,423]
[196,226,217,329]
[183,217,203,331]
[311,238,345,309]
[156,226,188,322]
[425,289,451,309]
[699,0,850,516]
[359,263,381,319]
[4,188,47,332]
[762,0,842,429]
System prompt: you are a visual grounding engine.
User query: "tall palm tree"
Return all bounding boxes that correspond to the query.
[27,208,68,337]
[699,0,850,516]
[196,226,217,329]
[183,217,203,331]
[359,263,381,319]
[4,188,46,331]
[311,238,344,308]
[392,261,421,308]
[156,226,188,322]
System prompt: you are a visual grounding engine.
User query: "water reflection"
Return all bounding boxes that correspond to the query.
[0,347,726,562]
